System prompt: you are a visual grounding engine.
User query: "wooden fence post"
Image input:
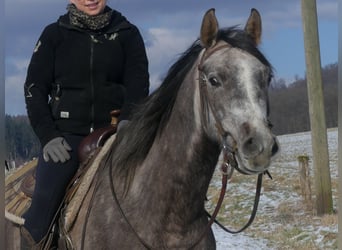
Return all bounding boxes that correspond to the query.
[301,0,333,215]
[298,155,312,204]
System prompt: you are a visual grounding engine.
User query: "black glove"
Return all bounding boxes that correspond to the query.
[43,137,71,163]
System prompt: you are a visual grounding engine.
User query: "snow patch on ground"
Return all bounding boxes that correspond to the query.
[213,224,269,249]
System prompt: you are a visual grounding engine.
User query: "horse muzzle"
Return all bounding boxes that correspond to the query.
[229,131,279,175]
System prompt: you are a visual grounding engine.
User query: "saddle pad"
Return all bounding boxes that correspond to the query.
[62,133,116,232]
[5,159,38,225]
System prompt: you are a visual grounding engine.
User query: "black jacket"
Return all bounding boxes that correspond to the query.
[24,9,149,147]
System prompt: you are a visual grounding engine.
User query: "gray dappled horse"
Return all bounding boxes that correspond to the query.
[5,8,279,250]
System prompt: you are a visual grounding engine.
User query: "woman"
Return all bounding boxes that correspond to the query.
[21,0,149,248]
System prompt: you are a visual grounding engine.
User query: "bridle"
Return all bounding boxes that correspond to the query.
[103,43,272,250]
[197,42,272,235]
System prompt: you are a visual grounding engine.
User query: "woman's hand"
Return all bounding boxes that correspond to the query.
[43,137,71,163]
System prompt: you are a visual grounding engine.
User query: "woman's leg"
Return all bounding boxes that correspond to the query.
[23,134,84,243]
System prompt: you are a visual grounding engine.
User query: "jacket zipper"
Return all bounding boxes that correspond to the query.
[89,35,98,133]
[58,22,127,133]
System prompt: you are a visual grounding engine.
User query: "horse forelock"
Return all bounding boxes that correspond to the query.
[218,27,273,76]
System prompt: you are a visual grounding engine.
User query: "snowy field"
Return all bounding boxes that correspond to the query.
[211,129,338,250]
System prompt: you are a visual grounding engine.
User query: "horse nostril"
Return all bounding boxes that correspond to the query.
[242,137,262,157]
[271,139,279,156]
[242,122,251,136]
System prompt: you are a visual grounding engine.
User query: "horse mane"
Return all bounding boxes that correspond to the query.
[108,38,202,186]
[108,27,273,190]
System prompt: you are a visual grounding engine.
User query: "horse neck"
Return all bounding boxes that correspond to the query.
[129,63,221,219]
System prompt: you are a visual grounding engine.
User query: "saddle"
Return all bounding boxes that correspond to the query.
[17,124,117,199]
[20,169,36,199]
[5,110,120,226]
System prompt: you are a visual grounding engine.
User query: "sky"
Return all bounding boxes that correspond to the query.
[4,0,338,115]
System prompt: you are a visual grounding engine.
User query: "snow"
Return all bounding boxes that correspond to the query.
[213,224,269,250]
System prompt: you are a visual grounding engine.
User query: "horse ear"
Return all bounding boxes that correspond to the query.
[244,8,262,45]
[200,8,219,48]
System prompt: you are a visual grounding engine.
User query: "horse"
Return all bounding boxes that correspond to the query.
[5,8,279,250]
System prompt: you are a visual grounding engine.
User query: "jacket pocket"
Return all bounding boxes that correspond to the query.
[49,82,89,120]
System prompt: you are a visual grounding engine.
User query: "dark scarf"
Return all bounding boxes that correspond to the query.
[67,4,113,30]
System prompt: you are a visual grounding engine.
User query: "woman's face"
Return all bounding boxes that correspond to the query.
[70,0,107,16]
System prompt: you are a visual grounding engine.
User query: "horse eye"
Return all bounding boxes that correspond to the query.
[209,77,220,87]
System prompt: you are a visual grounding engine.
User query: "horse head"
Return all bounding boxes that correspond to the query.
[198,9,279,175]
